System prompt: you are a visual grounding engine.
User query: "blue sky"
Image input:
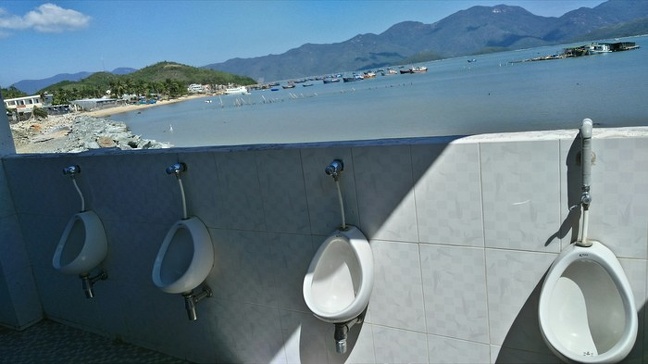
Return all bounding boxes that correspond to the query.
[1,0,605,87]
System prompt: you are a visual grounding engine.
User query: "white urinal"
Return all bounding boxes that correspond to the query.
[52,210,108,275]
[303,225,374,324]
[152,216,214,295]
[538,119,637,363]
[538,240,637,363]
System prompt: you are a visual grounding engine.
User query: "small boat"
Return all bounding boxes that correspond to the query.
[225,86,249,95]
[282,83,296,89]
[343,74,363,82]
[411,66,428,73]
[302,83,314,87]
[322,77,341,84]
[399,68,413,74]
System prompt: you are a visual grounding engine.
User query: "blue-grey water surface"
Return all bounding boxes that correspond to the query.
[115,35,648,147]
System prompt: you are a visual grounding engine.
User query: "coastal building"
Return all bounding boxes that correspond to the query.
[4,94,53,121]
[3,94,51,111]
[70,98,124,111]
[187,83,205,93]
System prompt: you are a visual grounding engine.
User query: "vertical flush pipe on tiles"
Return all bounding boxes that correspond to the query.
[577,118,593,247]
[325,159,347,230]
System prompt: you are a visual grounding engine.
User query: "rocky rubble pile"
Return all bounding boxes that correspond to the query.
[10,114,171,154]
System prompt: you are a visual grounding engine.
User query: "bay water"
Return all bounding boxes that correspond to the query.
[115,35,648,148]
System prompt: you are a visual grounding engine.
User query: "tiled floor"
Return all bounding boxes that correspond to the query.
[0,320,191,363]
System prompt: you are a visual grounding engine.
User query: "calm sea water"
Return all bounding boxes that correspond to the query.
[115,35,648,148]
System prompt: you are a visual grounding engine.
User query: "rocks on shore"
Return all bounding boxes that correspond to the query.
[10,114,172,154]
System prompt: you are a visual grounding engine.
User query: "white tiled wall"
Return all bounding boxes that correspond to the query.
[2,128,648,363]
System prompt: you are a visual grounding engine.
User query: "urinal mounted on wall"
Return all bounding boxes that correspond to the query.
[52,165,108,298]
[538,119,638,363]
[303,159,374,354]
[151,162,215,321]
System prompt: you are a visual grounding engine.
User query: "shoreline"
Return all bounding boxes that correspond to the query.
[84,93,210,118]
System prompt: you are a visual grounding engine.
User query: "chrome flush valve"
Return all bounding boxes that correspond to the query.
[581,186,592,207]
[166,162,187,177]
[63,165,80,176]
[325,159,344,181]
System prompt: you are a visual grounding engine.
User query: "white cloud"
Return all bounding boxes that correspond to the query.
[0,3,90,33]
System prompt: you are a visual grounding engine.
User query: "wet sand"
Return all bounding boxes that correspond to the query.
[84,94,209,118]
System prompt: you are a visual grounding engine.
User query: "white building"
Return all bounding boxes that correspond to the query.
[3,94,52,112]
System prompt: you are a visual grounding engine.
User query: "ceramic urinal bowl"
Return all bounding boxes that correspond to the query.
[52,210,108,275]
[152,216,214,294]
[538,241,637,363]
[303,225,374,323]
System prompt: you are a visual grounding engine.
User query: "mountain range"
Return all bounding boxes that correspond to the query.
[203,0,648,82]
[11,0,648,93]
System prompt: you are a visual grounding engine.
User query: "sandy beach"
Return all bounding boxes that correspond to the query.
[84,93,209,118]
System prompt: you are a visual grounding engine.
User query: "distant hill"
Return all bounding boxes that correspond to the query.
[41,61,256,102]
[12,68,137,95]
[204,0,648,82]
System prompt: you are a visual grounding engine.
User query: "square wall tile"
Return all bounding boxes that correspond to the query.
[485,249,555,348]
[209,229,277,306]
[82,153,179,225]
[353,145,418,242]
[420,244,489,343]
[300,147,359,235]
[372,325,429,363]
[427,334,490,364]
[558,136,585,248]
[580,137,648,259]
[213,151,266,231]
[0,163,16,218]
[481,140,561,253]
[267,232,315,312]
[279,310,330,364]
[19,213,69,270]
[256,149,311,234]
[203,299,286,363]
[4,156,79,216]
[412,142,483,247]
[0,214,30,276]
[366,240,426,332]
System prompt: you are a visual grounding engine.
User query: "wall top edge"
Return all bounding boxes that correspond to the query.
[4,127,648,161]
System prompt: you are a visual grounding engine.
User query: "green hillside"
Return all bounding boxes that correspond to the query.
[43,61,256,104]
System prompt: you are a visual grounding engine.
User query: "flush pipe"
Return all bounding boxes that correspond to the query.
[81,271,108,298]
[182,284,213,320]
[577,118,593,247]
[63,165,85,212]
[334,315,364,354]
[325,160,346,230]
[166,162,188,220]
[63,165,107,297]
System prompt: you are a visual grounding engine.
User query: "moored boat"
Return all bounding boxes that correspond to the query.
[343,74,363,82]
[225,86,250,95]
[322,77,341,84]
